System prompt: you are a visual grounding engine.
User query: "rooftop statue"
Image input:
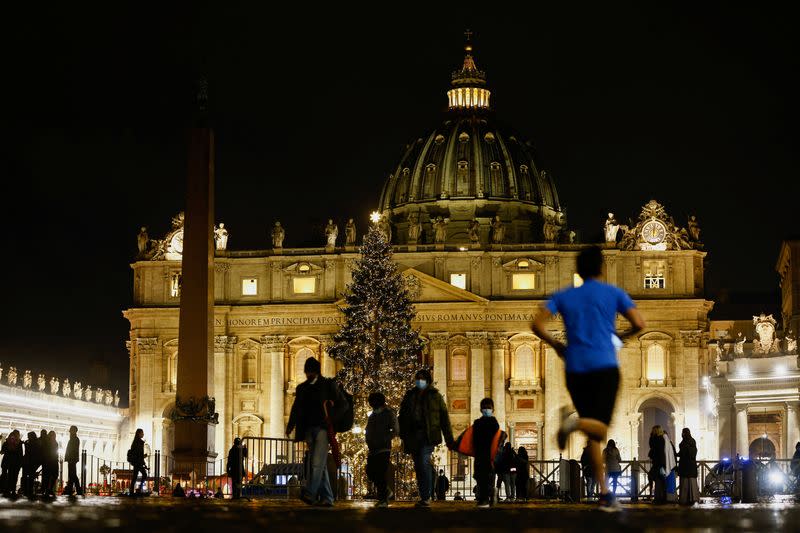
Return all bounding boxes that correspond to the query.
[49,376,59,394]
[95,387,104,403]
[491,216,504,244]
[62,378,72,397]
[786,330,797,354]
[345,218,357,246]
[137,227,149,256]
[23,370,32,389]
[325,219,338,247]
[37,373,46,392]
[271,221,285,248]
[604,212,620,243]
[734,332,746,356]
[73,381,83,400]
[114,390,120,407]
[407,214,422,244]
[214,223,229,251]
[7,366,17,386]
[687,215,701,242]
[753,313,780,354]
[468,219,480,244]
[433,217,449,244]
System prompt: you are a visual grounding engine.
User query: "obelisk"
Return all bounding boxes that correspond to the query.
[173,79,217,475]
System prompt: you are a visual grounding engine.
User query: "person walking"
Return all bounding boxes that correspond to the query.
[515,446,530,501]
[603,439,622,495]
[286,356,347,507]
[42,431,59,497]
[532,246,645,511]
[497,442,516,501]
[365,392,399,508]
[226,437,246,499]
[399,369,454,508]
[1,429,22,496]
[677,428,699,505]
[21,432,39,498]
[664,431,678,503]
[64,425,83,496]
[648,425,668,504]
[128,428,148,495]
[472,398,501,508]
[435,469,450,501]
[791,442,800,491]
[580,443,595,500]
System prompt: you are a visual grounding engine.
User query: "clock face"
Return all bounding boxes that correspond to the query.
[641,220,666,245]
[170,230,184,254]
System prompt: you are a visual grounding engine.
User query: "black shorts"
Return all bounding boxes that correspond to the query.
[565,367,620,426]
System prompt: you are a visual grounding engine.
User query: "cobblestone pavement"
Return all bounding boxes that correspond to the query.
[1,496,799,532]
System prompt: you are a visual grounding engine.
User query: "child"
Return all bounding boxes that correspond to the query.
[472,398,500,508]
[365,392,399,508]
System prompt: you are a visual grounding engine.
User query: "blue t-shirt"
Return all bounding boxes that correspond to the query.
[544,279,635,374]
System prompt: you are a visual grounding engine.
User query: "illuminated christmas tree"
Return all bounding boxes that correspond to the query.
[329,216,423,495]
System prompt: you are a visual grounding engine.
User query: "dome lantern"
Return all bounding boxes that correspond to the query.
[447,30,491,111]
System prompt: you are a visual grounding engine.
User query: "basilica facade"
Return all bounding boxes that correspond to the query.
[124,40,718,467]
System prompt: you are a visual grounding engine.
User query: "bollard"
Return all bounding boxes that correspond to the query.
[81,450,87,497]
[741,460,757,503]
[154,450,161,495]
[630,463,639,503]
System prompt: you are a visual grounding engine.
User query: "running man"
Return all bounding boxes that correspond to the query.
[532,246,645,511]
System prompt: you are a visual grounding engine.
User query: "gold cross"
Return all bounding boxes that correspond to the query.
[464,29,473,41]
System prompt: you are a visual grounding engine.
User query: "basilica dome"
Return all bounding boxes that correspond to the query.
[378,39,565,246]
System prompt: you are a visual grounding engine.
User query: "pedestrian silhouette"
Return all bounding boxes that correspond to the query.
[64,425,83,496]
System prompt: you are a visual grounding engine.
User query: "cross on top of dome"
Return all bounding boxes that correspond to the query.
[451,29,487,87]
[448,31,491,110]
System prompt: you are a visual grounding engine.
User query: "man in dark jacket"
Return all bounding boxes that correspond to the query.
[399,369,454,507]
[473,398,500,508]
[0,430,23,496]
[286,356,346,507]
[21,432,39,498]
[226,437,246,499]
[64,425,83,496]
[365,392,399,507]
[129,428,147,496]
[435,469,450,501]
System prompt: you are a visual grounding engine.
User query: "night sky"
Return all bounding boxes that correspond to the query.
[2,5,798,400]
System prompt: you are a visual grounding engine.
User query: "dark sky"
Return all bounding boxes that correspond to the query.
[2,4,798,399]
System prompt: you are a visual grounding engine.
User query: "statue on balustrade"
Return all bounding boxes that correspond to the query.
[37,373,46,392]
[271,221,285,248]
[49,376,59,394]
[62,378,72,397]
[7,367,17,386]
[345,218,357,246]
[214,223,229,251]
[324,219,338,247]
[23,370,32,389]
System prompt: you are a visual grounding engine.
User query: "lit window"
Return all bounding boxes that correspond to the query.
[646,344,666,383]
[573,273,584,287]
[513,273,536,290]
[643,260,666,289]
[242,278,258,296]
[517,260,530,269]
[515,345,535,380]
[451,351,467,381]
[450,273,467,290]
[242,353,256,383]
[293,277,316,294]
[295,347,315,384]
[170,272,182,298]
[298,264,311,273]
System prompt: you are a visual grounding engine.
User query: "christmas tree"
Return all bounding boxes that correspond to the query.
[329,217,423,495]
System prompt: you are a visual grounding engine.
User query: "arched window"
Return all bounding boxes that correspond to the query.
[423,164,437,198]
[515,345,535,380]
[295,347,315,384]
[456,160,469,196]
[489,162,504,196]
[166,351,178,391]
[242,352,256,383]
[450,350,468,382]
[646,344,666,383]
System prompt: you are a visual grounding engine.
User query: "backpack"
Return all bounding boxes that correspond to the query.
[127,448,134,465]
[334,386,354,433]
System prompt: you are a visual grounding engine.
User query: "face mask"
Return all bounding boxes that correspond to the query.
[481,408,493,417]
[415,380,428,390]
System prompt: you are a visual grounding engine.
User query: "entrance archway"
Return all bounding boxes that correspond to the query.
[749,437,776,460]
[638,397,675,461]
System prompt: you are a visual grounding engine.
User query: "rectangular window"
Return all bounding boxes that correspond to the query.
[293,277,316,294]
[170,272,182,298]
[450,273,467,290]
[242,278,258,296]
[643,260,666,289]
[512,273,536,290]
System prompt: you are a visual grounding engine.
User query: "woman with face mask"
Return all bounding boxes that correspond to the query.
[472,398,500,508]
[399,369,454,507]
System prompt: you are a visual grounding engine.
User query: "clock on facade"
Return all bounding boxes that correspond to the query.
[641,219,667,245]
[169,230,184,254]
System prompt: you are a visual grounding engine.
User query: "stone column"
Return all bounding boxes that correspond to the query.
[736,406,749,457]
[263,335,287,438]
[467,332,487,423]
[135,338,158,445]
[629,414,642,461]
[318,335,335,378]
[429,333,449,401]
[488,333,507,430]
[213,335,235,455]
[787,402,800,454]
[174,114,217,470]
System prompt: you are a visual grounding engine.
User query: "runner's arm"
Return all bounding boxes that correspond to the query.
[531,306,566,358]
[618,307,646,340]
